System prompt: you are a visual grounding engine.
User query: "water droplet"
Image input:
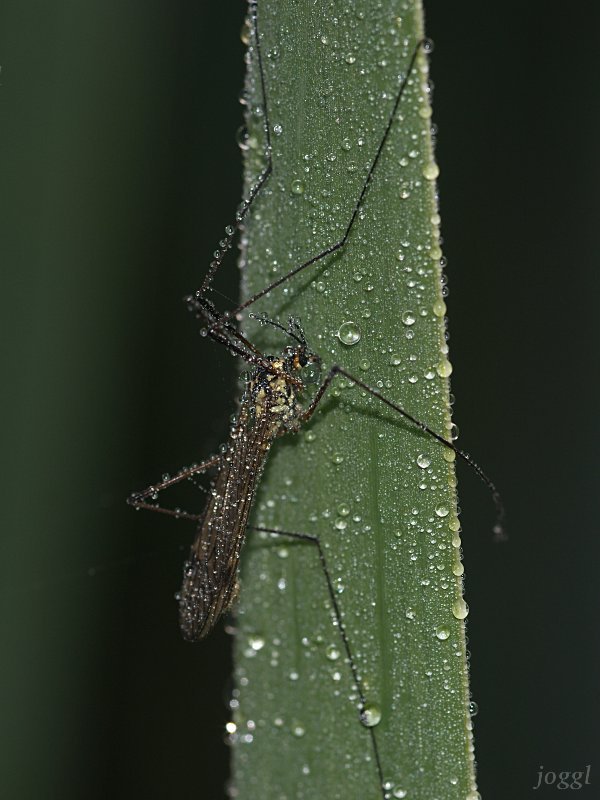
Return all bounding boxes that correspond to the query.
[292,723,305,737]
[337,321,361,346]
[240,18,251,45]
[435,505,449,518]
[273,123,283,136]
[432,298,446,317]
[435,626,450,641]
[469,700,479,716]
[452,598,469,620]
[248,634,265,651]
[291,179,305,195]
[326,644,340,661]
[401,310,416,326]
[236,125,249,150]
[416,453,431,469]
[452,562,464,576]
[423,161,439,180]
[436,358,453,378]
[334,518,347,530]
[360,703,382,728]
[393,789,407,799]
[337,503,350,517]
[405,608,416,620]
[331,452,344,465]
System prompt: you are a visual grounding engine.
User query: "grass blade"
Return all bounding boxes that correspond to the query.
[232,2,478,797]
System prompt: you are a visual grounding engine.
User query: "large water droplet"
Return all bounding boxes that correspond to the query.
[360,703,382,728]
[452,598,469,620]
[436,358,453,378]
[337,321,361,346]
[433,298,446,317]
[422,160,439,180]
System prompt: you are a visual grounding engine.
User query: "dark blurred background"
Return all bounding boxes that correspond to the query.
[0,2,597,799]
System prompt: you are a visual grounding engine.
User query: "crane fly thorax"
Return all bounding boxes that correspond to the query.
[250,358,301,435]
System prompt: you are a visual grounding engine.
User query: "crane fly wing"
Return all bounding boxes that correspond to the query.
[178,400,274,641]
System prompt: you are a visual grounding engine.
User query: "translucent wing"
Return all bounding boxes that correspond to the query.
[178,399,275,641]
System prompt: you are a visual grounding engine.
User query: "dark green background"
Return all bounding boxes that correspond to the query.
[0,2,597,799]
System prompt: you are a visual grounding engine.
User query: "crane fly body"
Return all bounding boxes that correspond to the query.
[176,322,320,641]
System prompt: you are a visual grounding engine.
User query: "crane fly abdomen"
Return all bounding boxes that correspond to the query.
[177,361,304,641]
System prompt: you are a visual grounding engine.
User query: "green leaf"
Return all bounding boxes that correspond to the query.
[232,2,478,798]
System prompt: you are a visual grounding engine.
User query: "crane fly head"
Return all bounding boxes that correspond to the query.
[284,317,321,383]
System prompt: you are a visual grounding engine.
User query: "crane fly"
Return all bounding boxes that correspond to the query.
[128,295,502,644]
[130,307,323,641]
[128,0,504,796]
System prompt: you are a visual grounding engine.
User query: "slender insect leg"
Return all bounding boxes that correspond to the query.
[248,524,386,798]
[301,366,506,536]
[210,37,428,328]
[127,455,223,522]
[197,0,273,301]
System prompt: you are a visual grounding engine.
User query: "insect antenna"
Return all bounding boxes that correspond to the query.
[248,312,306,348]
